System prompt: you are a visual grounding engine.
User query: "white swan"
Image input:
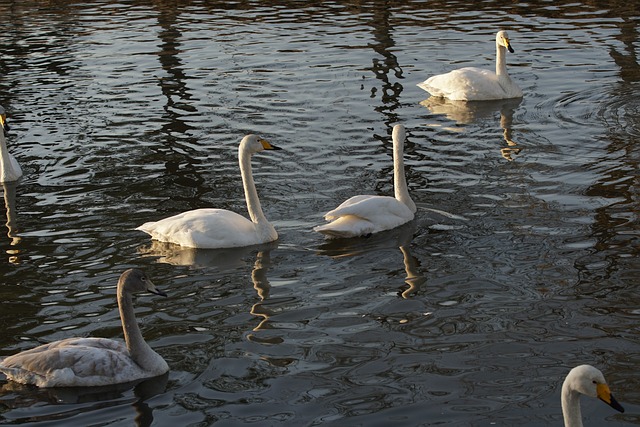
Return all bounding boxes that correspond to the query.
[561,364,625,427]
[0,269,169,388]
[314,124,416,238]
[137,135,280,249]
[417,30,523,101]
[0,106,23,182]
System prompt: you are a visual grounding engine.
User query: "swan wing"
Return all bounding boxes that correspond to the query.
[0,154,22,182]
[137,208,263,249]
[316,195,414,238]
[0,337,152,387]
[419,67,505,101]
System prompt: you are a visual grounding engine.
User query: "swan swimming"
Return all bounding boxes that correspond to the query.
[0,269,169,388]
[314,124,416,238]
[137,134,281,249]
[417,30,523,101]
[561,364,624,427]
[0,106,23,182]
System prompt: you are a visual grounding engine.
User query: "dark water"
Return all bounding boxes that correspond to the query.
[0,0,639,425]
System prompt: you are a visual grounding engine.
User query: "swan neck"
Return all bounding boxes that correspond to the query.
[0,132,21,182]
[496,44,508,76]
[393,135,416,213]
[239,148,267,225]
[561,384,584,427]
[0,134,12,178]
[118,290,155,369]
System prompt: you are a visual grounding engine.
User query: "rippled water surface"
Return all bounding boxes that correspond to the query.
[0,0,639,425]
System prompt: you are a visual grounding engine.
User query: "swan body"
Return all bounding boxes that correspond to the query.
[0,269,168,388]
[315,124,416,238]
[0,106,23,182]
[137,135,280,249]
[561,364,624,427]
[417,30,523,101]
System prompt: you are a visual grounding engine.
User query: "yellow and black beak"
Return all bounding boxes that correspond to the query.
[259,138,281,151]
[597,383,625,413]
[505,37,515,54]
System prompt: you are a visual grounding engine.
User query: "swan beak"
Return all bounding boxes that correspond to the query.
[505,38,515,54]
[597,383,625,413]
[259,138,282,151]
[146,280,168,297]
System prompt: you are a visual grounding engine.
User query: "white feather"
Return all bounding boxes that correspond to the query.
[417,30,523,101]
[0,108,22,182]
[315,124,415,239]
[137,135,280,249]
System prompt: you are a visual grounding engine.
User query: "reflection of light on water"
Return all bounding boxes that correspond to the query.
[420,96,522,161]
[2,181,21,264]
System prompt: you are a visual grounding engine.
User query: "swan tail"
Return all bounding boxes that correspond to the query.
[417,80,433,93]
[0,364,47,386]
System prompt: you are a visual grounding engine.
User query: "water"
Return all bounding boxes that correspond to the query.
[0,0,639,425]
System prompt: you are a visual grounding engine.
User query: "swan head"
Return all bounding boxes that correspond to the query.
[119,268,167,297]
[392,123,405,142]
[563,364,625,413]
[496,30,515,53]
[241,134,281,154]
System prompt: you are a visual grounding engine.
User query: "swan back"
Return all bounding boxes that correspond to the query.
[561,364,624,427]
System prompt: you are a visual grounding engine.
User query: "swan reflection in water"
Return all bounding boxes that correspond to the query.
[316,221,426,299]
[137,241,283,341]
[2,181,21,263]
[138,239,277,270]
[0,373,168,427]
[420,97,522,161]
[248,250,276,334]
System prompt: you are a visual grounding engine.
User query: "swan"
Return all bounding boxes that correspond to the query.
[561,364,625,427]
[0,269,169,388]
[137,135,281,249]
[314,124,416,238]
[417,30,523,101]
[0,106,23,182]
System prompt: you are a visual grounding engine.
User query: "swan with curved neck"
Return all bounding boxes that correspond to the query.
[0,106,23,182]
[417,30,523,101]
[137,134,280,249]
[0,269,169,387]
[314,124,416,238]
[561,364,624,427]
